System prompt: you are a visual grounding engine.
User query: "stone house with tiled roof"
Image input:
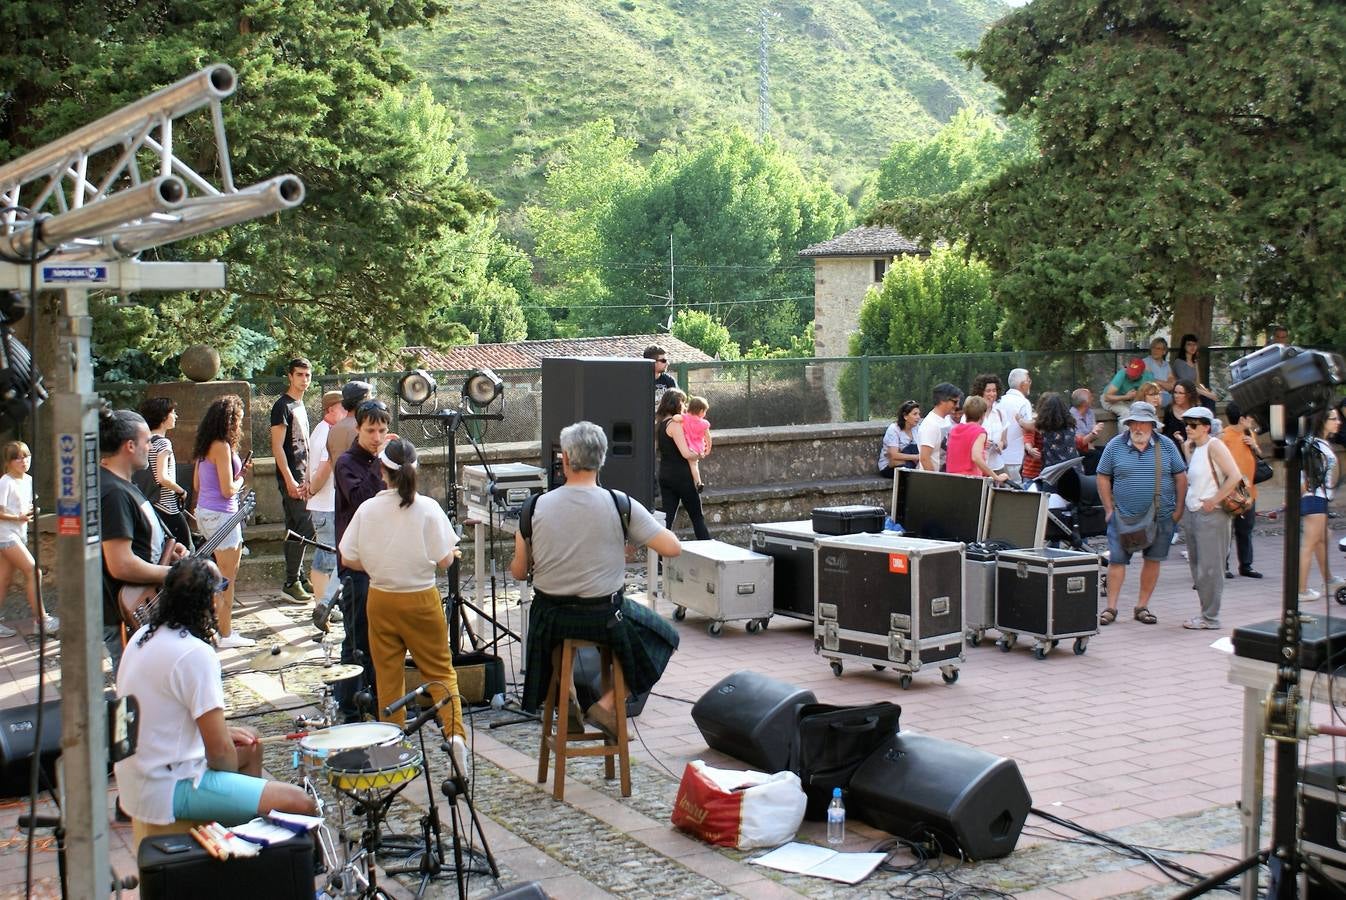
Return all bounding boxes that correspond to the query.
[799,226,929,417]
[401,335,713,373]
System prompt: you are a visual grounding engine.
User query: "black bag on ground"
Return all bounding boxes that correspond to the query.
[791,701,901,821]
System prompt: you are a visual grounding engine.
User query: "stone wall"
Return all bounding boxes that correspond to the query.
[810,256,883,420]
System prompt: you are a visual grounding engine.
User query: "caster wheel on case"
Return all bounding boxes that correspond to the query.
[673,606,686,621]
[1336,586,1346,606]
[898,675,913,690]
[708,621,723,637]
[746,619,761,634]
[830,661,844,677]
[968,632,982,648]
[941,668,959,684]
[1074,637,1089,655]
[997,639,1011,653]
[1033,646,1048,661]
[1050,639,1060,649]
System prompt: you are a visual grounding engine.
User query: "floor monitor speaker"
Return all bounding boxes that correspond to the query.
[541,357,655,508]
[691,670,816,774]
[850,731,1031,860]
[0,699,61,798]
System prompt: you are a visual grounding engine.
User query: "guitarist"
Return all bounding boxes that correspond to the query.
[99,408,187,674]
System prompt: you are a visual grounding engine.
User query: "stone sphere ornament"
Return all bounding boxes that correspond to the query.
[180,344,221,382]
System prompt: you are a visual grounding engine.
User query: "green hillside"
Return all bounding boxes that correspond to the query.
[398,0,1011,209]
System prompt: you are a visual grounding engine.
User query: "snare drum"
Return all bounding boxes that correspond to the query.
[298,722,402,772]
[325,743,423,795]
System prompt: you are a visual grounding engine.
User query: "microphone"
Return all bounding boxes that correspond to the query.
[403,694,454,737]
[384,683,429,718]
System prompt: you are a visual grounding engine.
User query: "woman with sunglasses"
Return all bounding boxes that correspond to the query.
[1178,407,1244,630]
[114,557,315,829]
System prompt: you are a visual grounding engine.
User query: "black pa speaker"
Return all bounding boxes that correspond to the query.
[138,831,315,899]
[691,671,816,774]
[541,357,655,508]
[850,732,1031,860]
[0,700,62,798]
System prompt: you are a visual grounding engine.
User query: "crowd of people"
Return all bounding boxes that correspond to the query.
[873,331,1344,633]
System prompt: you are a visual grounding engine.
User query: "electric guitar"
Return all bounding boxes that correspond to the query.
[118,491,256,629]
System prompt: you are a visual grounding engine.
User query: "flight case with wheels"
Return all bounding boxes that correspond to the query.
[963,543,998,648]
[994,547,1100,659]
[665,540,774,636]
[814,533,964,689]
[750,520,825,621]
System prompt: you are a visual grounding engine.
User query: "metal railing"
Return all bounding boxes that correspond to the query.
[94,346,1264,448]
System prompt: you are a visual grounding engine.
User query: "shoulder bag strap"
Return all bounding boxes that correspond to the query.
[1152,438,1163,512]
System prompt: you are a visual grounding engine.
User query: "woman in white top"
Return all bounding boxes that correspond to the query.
[877,400,922,477]
[970,374,1007,473]
[0,442,54,637]
[339,438,468,763]
[1299,408,1343,601]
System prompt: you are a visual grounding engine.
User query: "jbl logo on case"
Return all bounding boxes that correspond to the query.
[888,553,909,574]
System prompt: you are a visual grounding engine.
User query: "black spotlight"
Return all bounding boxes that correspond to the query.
[397,369,436,407]
[1228,344,1344,428]
[462,368,503,410]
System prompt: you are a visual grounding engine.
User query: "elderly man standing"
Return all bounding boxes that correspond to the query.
[1000,368,1036,484]
[511,421,681,736]
[1096,401,1188,626]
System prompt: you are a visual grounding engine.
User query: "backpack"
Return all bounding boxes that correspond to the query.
[520,487,631,543]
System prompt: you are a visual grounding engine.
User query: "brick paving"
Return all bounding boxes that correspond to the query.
[0,510,1342,897]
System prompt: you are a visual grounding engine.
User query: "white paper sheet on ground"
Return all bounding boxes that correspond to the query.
[1210,636,1234,654]
[750,841,886,884]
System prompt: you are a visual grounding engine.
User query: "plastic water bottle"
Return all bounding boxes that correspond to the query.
[827,787,846,844]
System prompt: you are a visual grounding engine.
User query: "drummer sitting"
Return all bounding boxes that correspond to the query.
[114,558,316,829]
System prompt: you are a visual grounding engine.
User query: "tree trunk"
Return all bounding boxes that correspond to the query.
[1171,279,1215,346]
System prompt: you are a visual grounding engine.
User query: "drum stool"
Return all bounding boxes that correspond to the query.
[537,639,630,801]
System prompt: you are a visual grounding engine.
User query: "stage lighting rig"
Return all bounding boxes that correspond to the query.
[462,368,503,411]
[397,369,437,408]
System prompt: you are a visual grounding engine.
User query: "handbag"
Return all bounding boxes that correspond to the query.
[1116,440,1164,552]
[791,701,901,821]
[1209,448,1254,516]
[1253,459,1274,485]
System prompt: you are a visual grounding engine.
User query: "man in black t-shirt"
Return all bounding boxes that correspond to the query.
[270,357,315,602]
[99,408,187,673]
[645,344,677,406]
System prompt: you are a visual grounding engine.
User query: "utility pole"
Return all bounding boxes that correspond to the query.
[645,233,675,332]
[752,6,779,141]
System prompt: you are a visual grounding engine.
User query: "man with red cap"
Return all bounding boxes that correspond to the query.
[1102,356,1155,418]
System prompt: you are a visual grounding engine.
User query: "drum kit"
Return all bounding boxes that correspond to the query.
[238,641,498,899]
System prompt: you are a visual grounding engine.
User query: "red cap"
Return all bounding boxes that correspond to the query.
[1125,357,1146,378]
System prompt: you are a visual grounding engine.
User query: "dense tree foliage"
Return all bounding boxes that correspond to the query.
[1,1,531,378]
[528,126,850,351]
[873,0,1346,350]
[873,109,1033,204]
[671,309,739,360]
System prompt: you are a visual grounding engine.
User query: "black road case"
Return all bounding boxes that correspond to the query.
[138,831,315,900]
[750,520,823,621]
[963,544,998,647]
[995,547,1100,659]
[812,504,885,536]
[1301,761,1346,898]
[1232,615,1346,672]
[814,533,964,688]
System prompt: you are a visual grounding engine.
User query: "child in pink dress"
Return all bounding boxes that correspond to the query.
[680,396,712,491]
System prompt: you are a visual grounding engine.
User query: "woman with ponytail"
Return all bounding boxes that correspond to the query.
[338,438,469,769]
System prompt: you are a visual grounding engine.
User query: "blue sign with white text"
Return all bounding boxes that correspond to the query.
[43,265,109,284]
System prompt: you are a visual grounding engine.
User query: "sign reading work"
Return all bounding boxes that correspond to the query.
[42,265,109,284]
[56,432,101,543]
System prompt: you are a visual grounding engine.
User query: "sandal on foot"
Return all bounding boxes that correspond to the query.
[1099,608,1117,626]
[1134,606,1158,625]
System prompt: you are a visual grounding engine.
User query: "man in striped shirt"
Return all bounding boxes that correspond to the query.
[1096,401,1188,626]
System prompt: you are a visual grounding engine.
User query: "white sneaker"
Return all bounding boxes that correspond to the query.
[216,633,256,650]
[0,622,16,638]
[1298,588,1323,602]
[41,616,59,635]
[448,734,470,776]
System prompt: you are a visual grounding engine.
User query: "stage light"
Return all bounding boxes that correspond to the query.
[1228,345,1344,426]
[462,369,503,409]
[397,369,436,407]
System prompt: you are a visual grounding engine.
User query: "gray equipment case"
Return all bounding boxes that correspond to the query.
[994,547,1101,659]
[750,520,824,621]
[665,540,774,636]
[814,533,964,688]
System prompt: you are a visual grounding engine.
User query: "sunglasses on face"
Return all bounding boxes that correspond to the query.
[358,399,389,413]
[1183,419,1208,428]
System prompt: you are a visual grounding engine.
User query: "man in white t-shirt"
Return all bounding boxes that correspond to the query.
[306,390,346,619]
[918,383,963,472]
[114,558,315,826]
[999,368,1037,483]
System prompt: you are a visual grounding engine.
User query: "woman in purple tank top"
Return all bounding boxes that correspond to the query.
[192,396,254,650]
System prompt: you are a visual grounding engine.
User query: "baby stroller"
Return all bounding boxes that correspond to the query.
[1338,536,1346,605]
[1028,458,1108,551]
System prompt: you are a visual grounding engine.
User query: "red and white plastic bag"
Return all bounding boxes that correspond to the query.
[670,760,807,849]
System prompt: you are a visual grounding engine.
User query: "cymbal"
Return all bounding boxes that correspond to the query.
[248,645,308,672]
[319,664,365,684]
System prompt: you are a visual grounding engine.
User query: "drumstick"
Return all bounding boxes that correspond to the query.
[256,731,309,744]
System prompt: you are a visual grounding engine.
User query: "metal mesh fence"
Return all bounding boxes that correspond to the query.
[93,346,1263,453]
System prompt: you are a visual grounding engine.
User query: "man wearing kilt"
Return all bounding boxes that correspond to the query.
[511,421,682,736]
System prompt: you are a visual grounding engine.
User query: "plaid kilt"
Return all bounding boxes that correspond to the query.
[522,592,679,713]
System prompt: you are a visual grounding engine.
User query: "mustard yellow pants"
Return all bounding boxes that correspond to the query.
[367,585,466,740]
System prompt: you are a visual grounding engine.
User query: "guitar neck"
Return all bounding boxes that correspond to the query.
[193,491,256,559]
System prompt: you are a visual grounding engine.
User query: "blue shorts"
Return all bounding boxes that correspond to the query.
[1107,509,1177,566]
[1301,496,1329,517]
[310,511,336,573]
[172,769,266,826]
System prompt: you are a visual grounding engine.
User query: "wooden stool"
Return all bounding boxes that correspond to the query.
[131,817,209,852]
[537,639,631,801]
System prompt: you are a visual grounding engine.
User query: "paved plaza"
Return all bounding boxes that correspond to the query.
[0,515,1343,898]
